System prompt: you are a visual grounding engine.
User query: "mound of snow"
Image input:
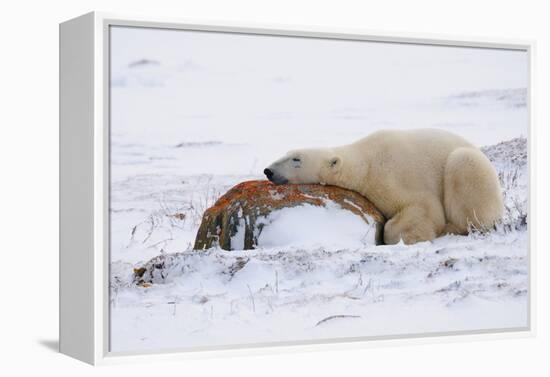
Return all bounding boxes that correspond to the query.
[482,137,527,170]
[482,137,528,232]
[252,203,377,249]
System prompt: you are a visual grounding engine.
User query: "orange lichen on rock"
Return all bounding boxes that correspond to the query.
[194,180,386,251]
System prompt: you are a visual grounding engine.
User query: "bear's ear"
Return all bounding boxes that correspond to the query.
[329,156,341,169]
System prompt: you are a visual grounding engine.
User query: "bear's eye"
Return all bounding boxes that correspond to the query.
[292,158,301,162]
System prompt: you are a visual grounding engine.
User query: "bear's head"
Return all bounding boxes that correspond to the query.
[264,148,342,185]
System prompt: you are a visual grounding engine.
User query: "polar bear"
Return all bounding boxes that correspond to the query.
[264,128,503,245]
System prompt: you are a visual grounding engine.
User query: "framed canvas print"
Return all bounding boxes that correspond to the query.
[59,12,535,365]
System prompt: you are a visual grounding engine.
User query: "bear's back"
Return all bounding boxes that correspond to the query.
[352,128,474,208]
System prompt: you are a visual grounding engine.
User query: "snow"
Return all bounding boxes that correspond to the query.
[108,26,529,353]
[255,203,378,249]
[231,217,246,251]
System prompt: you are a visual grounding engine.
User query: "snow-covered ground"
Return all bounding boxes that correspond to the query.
[109,26,529,353]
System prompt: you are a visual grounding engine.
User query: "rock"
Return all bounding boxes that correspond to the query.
[193,180,386,250]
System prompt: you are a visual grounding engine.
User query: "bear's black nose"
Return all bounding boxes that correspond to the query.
[264,168,274,179]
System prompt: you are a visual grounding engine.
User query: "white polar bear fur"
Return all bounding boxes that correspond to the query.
[265,128,503,245]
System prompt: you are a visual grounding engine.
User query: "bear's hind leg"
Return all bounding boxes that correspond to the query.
[444,147,503,234]
[384,201,445,245]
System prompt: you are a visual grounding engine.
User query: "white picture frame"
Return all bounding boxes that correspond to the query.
[59,11,536,365]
